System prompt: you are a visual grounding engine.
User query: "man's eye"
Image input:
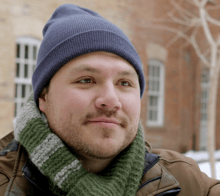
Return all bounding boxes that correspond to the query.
[119,81,131,86]
[78,78,94,84]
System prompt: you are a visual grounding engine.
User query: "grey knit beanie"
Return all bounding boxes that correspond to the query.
[32,4,145,104]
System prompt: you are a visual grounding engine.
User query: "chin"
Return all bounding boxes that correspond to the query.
[86,142,124,160]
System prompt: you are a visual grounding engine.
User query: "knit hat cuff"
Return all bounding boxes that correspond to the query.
[32,30,145,104]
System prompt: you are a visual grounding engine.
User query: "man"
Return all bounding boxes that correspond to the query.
[0,4,219,196]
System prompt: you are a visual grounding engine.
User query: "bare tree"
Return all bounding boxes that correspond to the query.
[146,0,220,178]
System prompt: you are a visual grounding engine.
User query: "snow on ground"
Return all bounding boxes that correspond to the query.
[184,149,220,162]
[198,161,220,180]
[183,150,220,180]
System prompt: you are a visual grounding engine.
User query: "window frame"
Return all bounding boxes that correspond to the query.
[199,68,210,150]
[147,59,165,127]
[14,36,41,119]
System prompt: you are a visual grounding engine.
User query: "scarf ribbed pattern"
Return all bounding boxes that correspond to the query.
[14,93,145,196]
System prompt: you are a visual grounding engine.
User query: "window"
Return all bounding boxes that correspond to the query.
[200,69,210,150]
[14,37,40,117]
[147,59,165,126]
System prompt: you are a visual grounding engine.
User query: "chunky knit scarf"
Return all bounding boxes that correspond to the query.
[14,93,145,196]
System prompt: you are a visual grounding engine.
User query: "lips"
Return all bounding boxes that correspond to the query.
[86,117,121,126]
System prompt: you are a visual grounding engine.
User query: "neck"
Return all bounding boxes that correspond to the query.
[78,155,115,173]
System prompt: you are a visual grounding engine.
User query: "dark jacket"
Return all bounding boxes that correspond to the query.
[0,132,219,196]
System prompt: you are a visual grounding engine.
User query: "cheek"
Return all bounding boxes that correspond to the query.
[121,95,141,122]
[59,89,94,114]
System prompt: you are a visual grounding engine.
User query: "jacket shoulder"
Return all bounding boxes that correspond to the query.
[152,148,220,196]
[137,152,180,196]
[0,134,20,196]
[0,132,15,152]
[0,138,53,196]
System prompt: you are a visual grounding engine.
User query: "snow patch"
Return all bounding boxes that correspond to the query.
[183,150,220,180]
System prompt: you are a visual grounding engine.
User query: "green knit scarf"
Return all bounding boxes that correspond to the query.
[14,92,145,196]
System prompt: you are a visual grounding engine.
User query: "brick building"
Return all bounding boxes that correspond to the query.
[0,0,219,153]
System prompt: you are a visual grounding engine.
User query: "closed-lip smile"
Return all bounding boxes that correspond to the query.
[86,117,121,126]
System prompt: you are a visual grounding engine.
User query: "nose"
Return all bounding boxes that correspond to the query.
[95,82,122,111]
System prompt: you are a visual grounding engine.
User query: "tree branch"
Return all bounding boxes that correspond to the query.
[165,25,193,48]
[145,23,193,48]
[191,30,210,66]
[170,0,198,20]
[201,0,209,7]
[186,0,198,7]
[206,12,220,27]
[168,12,192,26]
[200,7,216,45]
[192,0,200,7]
[217,34,220,46]
[193,0,208,8]
[207,4,220,11]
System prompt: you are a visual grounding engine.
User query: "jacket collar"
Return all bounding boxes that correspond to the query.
[137,147,181,195]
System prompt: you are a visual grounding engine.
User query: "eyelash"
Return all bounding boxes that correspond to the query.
[77,78,95,84]
[118,80,132,86]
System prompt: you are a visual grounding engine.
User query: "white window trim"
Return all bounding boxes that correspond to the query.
[147,59,165,127]
[14,36,41,124]
[199,69,210,150]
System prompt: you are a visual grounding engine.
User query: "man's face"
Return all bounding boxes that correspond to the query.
[39,52,141,161]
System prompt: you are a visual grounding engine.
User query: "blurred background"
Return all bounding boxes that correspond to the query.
[1,0,220,155]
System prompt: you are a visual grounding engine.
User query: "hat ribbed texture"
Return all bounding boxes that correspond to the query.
[32,4,145,104]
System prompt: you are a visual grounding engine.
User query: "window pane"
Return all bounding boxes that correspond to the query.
[202,75,206,83]
[16,44,20,58]
[201,70,209,84]
[148,66,152,76]
[148,80,152,91]
[152,66,155,77]
[149,96,152,106]
[33,46,37,60]
[202,103,207,110]
[154,111,158,121]
[202,91,208,99]
[152,81,155,91]
[15,84,18,98]
[22,85,25,98]
[24,64,28,78]
[155,96,158,106]
[157,81,160,91]
[150,96,154,106]
[16,63,20,77]
[149,110,153,120]
[202,113,207,121]
[25,45,29,59]
[150,96,158,106]
[14,103,17,117]
[149,110,158,121]
[157,67,160,77]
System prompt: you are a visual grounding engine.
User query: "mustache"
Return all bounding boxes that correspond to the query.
[82,109,128,127]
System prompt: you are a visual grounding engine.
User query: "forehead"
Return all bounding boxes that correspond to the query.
[63,52,139,77]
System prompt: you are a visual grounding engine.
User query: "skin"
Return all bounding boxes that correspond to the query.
[39,52,141,173]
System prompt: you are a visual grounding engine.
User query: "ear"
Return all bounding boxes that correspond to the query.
[38,88,48,113]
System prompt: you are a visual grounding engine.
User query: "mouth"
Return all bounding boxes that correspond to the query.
[86,118,122,127]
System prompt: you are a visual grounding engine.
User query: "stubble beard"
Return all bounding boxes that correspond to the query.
[44,100,139,160]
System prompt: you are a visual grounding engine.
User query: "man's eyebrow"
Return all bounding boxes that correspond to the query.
[70,65,101,74]
[70,64,138,77]
[118,70,138,77]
